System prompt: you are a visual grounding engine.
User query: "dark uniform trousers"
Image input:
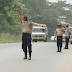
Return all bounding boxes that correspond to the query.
[22,33,32,56]
[57,36,62,51]
[65,37,69,49]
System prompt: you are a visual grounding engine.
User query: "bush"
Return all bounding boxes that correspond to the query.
[0,33,22,43]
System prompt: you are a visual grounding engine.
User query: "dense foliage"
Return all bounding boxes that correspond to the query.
[0,0,72,42]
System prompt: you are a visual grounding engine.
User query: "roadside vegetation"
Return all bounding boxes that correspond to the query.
[0,0,72,43]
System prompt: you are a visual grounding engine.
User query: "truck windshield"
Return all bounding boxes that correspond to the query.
[32,28,46,33]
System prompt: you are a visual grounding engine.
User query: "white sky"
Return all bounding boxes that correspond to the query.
[48,0,72,4]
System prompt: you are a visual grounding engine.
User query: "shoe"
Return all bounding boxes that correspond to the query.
[64,48,67,49]
[23,53,27,59]
[64,48,68,49]
[60,51,62,52]
[66,48,68,49]
[56,51,60,52]
[23,56,27,59]
[28,52,31,60]
[28,56,31,60]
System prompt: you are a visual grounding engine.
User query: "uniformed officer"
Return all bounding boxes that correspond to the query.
[16,6,46,60]
[54,23,66,52]
[64,24,70,49]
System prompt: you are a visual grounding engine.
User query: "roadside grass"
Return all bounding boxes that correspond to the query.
[0,33,22,44]
[0,33,51,44]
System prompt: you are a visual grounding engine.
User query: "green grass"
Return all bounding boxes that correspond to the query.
[0,33,22,44]
[0,33,51,44]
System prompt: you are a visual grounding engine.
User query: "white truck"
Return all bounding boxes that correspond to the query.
[31,24,48,42]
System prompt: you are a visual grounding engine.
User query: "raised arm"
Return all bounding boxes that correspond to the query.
[62,25,66,30]
[31,21,46,27]
[16,6,22,24]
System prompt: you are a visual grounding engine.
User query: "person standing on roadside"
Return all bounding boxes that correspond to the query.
[16,6,46,60]
[64,24,70,49]
[54,23,66,52]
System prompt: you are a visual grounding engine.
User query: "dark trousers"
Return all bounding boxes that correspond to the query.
[57,36,62,51]
[22,33,32,55]
[65,37,69,49]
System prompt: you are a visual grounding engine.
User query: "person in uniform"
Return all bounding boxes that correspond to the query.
[16,6,46,60]
[54,23,66,52]
[64,24,70,49]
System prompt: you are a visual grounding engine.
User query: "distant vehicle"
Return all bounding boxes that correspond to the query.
[50,36,57,42]
[31,24,48,42]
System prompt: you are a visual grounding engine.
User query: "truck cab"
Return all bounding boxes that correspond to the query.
[31,25,48,42]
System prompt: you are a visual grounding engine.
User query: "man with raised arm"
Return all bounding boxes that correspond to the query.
[16,6,46,60]
[64,24,70,49]
[54,23,66,52]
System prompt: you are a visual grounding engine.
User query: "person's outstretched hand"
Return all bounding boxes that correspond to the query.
[16,6,19,11]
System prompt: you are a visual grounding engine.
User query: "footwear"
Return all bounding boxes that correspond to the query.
[23,56,27,59]
[64,48,67,49]
[57,51,60,52]
[28,56,31,60]
[60,51,62,52]
[66,48,68,49]
[57,46,59,52]
[23,53,27,59]
[64,48,68,49]
[28,52,31,60]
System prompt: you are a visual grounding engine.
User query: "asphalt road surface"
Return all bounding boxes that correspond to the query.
[0,42,72,72]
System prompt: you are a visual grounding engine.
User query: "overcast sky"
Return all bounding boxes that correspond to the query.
[48,0,72,4]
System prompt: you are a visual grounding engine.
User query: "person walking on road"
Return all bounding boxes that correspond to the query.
[64,24,70,49]
[16,6,46,60]
[54,23,66,52]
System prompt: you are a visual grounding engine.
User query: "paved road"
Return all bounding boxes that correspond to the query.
[0,42,72,72]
